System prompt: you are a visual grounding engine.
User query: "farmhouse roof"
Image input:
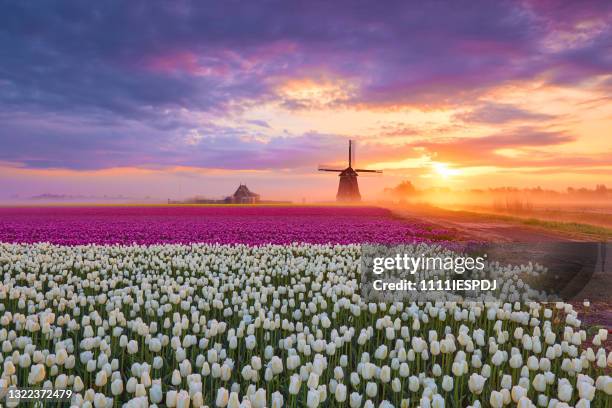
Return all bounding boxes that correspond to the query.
[233,184,259,198]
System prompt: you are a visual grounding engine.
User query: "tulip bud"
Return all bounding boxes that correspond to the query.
[216,387,229,407]
[558,381,573,402]
[392,378,401,393]
[442,376,453,392]
[366,382,377,398]
[166,390,178,408]
[468,373,486,395]
[511,385,527,403]
[335,383,347,402]
[228,392,240,408]
[306,389,320,408]
[150,383,163,404]
[489,390,504,408]
[349,392,362,408]
[533,374,546,392]
[110,378,123,396]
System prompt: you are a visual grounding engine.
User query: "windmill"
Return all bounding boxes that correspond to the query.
[319,140,382,201]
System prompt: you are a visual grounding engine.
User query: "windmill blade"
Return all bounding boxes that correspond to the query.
[318,164,344,172]
[351,140,356,168]
[355,169,382,173]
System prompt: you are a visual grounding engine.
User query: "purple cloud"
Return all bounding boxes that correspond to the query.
[0,109,346,170]
[0,0,610,170]
[455,103,556,124]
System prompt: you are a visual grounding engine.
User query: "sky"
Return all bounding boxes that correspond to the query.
[0,0,611,202]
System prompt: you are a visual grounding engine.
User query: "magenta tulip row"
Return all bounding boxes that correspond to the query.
[0,206,451,245]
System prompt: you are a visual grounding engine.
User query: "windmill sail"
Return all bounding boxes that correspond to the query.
[318,165,344,172]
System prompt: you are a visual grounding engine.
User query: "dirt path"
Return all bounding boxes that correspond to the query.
[389,205,594,242]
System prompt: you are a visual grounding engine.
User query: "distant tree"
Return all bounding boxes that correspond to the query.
[394,181,416,195]
[384,180,418,198]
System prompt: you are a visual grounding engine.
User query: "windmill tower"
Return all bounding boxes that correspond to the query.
[319,140,382,201]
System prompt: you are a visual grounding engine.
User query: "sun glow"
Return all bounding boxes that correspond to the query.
[432,162,460,179]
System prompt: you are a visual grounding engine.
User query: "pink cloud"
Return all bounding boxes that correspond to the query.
[144,51,231,77]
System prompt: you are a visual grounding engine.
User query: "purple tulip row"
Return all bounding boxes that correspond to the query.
[0,206,451,245]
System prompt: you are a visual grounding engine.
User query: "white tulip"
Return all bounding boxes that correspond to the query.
[558,382,573,402]
[193,392,204,408]
[74,376,85,392]
[490,390,504,408]
[289,374,301,395]
[252,388,266,408]
[408,375,420,392]
[442,375,453,392]
[533,374,547,392]
[216,387,229,407]
[399,362,410,377]
[245,335,257,350]
[166,390,178,408]
[512,385,527,403]
[176,390,190,408]
[306,389,320,408]
[349,392,362,408]
[333,383,347,402]
[27,363,45,385]
[517,396,532,408]
[366,382,377,398]
[3,360,15,376]
[468,373,486,395]
[577,381,595,400]
[110,378,123,396]
[95,370,107,387]
[307,372,319,389]
[172,369,182,386]
[150,383,163,403]
[431,394,445,408]
[270,356,283,374]
[380,366,391,383]
[270,391,283,408]
[127,340,138,355]
[392,377,401,393]
[451,362,463,376]
[126,376,138,394]
[501,374,512,390]
[93,393,106,408]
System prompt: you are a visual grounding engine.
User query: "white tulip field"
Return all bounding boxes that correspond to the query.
[0,242,610,408]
